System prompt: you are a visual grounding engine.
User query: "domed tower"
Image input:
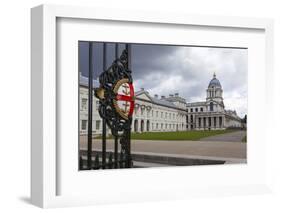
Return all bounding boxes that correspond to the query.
[206,73,223,103]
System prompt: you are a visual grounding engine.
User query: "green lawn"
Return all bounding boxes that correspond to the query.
[129,130,234,141]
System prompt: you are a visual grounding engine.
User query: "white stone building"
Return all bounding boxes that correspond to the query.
[186,73,243,130]
[79,73,243,135]
[132,90,187,133]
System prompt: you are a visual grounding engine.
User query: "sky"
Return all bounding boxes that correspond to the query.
[79,42,247,117]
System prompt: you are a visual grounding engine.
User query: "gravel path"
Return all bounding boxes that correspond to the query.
[80,136,246,159]
[199,130,246,142]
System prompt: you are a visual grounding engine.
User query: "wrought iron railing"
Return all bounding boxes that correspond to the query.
[80,43,134,170]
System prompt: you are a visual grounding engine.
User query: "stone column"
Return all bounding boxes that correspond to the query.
[145,119,148,132]
[132,119,135,132]
[138,119,141,133]
[203,117,205,130]
[143,106,146,119]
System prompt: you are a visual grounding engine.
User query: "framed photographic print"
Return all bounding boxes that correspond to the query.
[31,4,274,208]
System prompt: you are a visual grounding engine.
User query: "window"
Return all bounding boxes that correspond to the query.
[210,102,214,111]
[81,120,87,130]
[96,100,100,109]
[190,108,193,112]
[161,112,163,118]
[156,111,158,117]
[96,120,101,130]
[200,107,203,112]
[81,98,87,110]
[195,108,198,112]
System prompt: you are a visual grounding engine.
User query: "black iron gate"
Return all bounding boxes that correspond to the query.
[80,43,134,170]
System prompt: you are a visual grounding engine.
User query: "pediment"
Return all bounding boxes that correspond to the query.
[135,91,152,101]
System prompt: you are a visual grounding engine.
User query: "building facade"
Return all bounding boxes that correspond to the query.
[79,73,243,135]
[132,90,187,133]
[186,74,243,130]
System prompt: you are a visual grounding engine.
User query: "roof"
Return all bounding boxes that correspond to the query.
[165,96,186,104]
[151,97,177,108]
[79,74,100,87]
[135,90,179,109]
[208,73,222,88]
[186,102,206,107]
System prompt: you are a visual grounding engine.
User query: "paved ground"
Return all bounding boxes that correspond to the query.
[80,137,246,159]
[199,130,246,142]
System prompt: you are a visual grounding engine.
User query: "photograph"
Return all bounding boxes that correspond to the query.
[78,41,247,170]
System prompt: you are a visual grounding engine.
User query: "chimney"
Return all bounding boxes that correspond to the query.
[175,93,179,97]
[141,87,144,91]
[161,95,165,99]
[169,94,174,97]
[154,94,158,99]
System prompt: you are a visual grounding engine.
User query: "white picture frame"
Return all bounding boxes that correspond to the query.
[31,4,274,208]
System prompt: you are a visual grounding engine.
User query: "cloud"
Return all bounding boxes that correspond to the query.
[131,44,248,117]
[80,42,247,117]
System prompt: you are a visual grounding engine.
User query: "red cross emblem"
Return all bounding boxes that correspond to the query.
[113,78,135,120]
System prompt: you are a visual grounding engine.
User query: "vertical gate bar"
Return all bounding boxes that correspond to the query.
[87,42,93,169]
[115,43,119,59]
[114,43,119,168]
[102,43,107,169]
[126,43,132,69]
[114,136,118,168]
[126,43,132,168]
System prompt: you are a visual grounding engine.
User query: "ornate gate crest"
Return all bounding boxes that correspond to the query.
[94,48,134,168]
[113,78,135,120]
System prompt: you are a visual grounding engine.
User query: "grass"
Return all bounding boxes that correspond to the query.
[130,130,234,141]
[98,130,234,141]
